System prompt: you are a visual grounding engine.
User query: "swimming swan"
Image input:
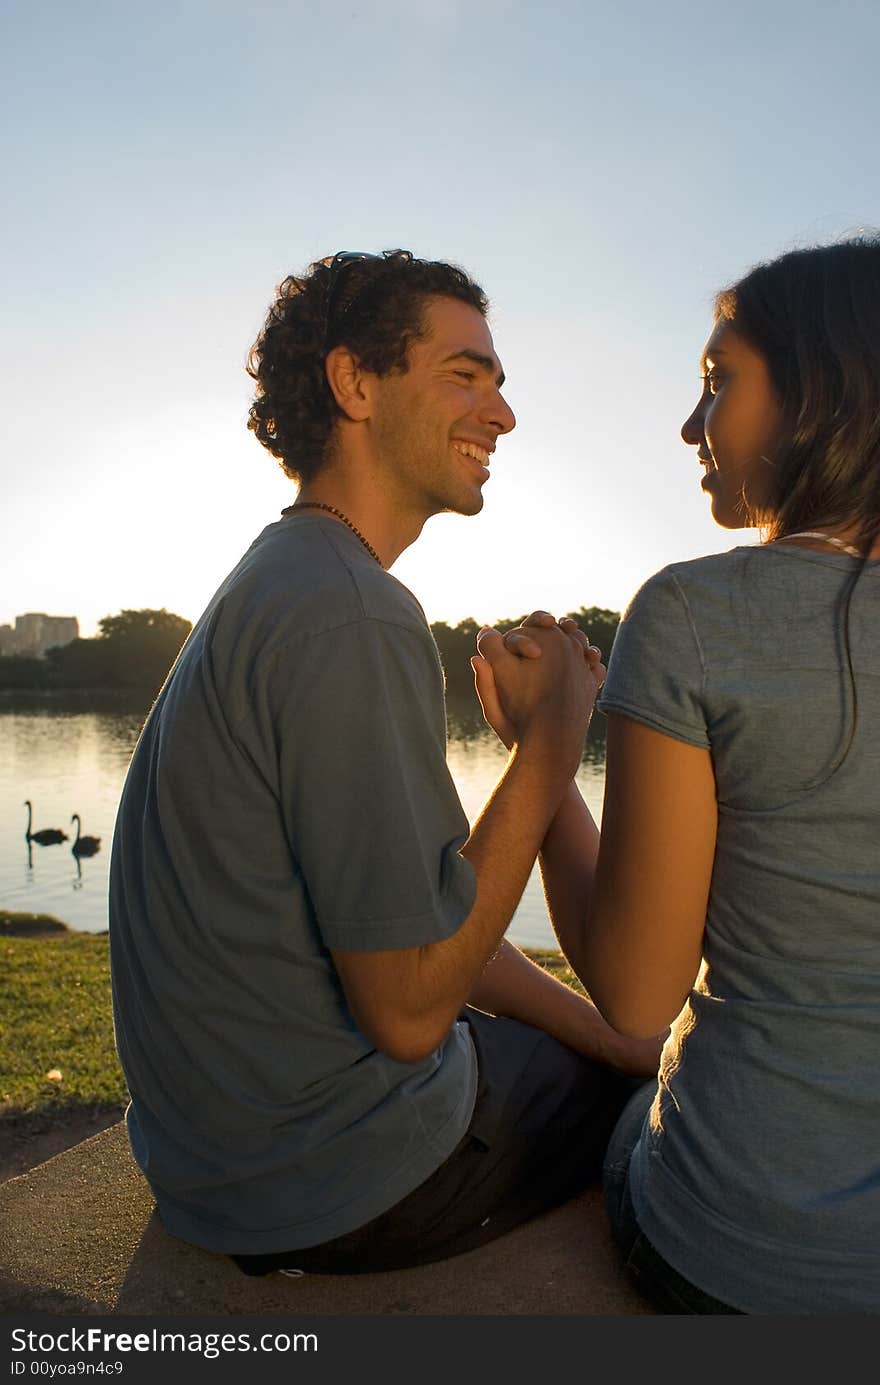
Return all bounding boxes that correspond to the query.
[23,800,68,845]
[70,814,101,858]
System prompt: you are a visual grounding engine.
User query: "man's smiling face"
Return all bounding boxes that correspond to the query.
[367,295,516,521]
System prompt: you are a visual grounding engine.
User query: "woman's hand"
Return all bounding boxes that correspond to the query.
[506,611,606,683]
[499,609,558,659]
[472,611,606,749]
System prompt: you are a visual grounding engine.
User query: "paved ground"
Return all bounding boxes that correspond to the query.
[0,1105,125,1184]
[0,1122,654,1315]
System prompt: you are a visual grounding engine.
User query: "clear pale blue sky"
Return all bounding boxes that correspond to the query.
[3,0,879,637]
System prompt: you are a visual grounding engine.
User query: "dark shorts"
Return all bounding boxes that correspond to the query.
[233,1006,637,1277]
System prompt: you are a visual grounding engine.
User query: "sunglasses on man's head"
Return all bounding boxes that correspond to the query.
[323,251,382,345]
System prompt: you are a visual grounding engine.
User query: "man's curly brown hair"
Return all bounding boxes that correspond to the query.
[246,249,489,484]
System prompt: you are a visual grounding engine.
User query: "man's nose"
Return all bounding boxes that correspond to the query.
[485,389,516,436]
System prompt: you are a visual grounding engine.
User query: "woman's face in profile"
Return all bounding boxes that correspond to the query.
[681,321,783,529]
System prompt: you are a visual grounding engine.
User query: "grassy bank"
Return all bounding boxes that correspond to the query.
[0,911,582,1128]
[0,914,128,1128]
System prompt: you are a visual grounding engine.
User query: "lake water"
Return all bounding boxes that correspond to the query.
[0,692,606,951]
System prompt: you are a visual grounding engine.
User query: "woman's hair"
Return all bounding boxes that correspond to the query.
[714,235,880,551]
[246,249,489,484]
[718,236,880,783]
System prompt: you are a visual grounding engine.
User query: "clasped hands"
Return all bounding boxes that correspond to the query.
[470,610,607,755]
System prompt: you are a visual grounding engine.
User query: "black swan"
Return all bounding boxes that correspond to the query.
[23,800,68,845]
[70,814,101,857]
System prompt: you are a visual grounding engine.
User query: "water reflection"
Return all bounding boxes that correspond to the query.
[1,691,150,931]
[1,689,607,950]
[445,688,608,763]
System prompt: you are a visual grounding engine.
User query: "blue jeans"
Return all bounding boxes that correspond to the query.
[602,1082,743,1315]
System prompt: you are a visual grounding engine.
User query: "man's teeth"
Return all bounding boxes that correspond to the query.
[453,442,490,465]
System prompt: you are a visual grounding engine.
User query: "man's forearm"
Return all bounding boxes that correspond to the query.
[413,736,578,1028]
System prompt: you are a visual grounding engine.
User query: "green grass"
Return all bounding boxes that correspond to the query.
[0,915,128,1125]
[522,947,587,997]
[0,911,581,1126]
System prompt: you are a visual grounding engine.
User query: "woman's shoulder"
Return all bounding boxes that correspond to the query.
[624,547,749,616]
[661,545,753,586]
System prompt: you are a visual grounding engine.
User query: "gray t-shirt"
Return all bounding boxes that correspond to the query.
[109,514,478,1253]
[597,544,880,1313]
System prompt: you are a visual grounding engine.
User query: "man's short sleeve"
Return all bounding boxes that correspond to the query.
[596,567,710,748]
[269,618,477,951]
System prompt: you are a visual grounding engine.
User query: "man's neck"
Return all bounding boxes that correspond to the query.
[292,478,427,570]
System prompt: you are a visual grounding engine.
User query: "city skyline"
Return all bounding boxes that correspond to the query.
[0,612,80,659]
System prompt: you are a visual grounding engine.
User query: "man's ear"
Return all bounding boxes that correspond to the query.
[325,346,372,422]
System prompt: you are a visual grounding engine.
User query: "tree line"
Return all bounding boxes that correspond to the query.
[432,606,621,697]
[0,604,621,731]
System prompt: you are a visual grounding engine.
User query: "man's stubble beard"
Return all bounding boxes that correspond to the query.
[374,409,484,524]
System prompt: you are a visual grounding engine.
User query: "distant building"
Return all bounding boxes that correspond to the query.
[0,613,79,657]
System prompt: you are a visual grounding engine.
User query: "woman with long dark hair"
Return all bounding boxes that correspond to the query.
[474,237,880,1313]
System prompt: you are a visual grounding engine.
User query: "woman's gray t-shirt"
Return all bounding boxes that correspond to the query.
[597,544,880,1313]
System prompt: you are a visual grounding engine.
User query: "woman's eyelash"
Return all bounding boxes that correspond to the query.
[701,370,722,394]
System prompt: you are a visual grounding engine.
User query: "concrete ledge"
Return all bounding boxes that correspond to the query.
[0,1123,655,1315]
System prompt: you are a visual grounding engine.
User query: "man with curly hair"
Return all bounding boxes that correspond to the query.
[109,250,659,1278]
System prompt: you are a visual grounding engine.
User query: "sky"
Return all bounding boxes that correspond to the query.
[3,0,879,639]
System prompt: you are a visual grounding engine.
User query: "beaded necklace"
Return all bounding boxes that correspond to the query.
[282,502,383,568]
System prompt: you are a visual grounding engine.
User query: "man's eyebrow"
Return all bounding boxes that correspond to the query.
[440,349,506,387]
